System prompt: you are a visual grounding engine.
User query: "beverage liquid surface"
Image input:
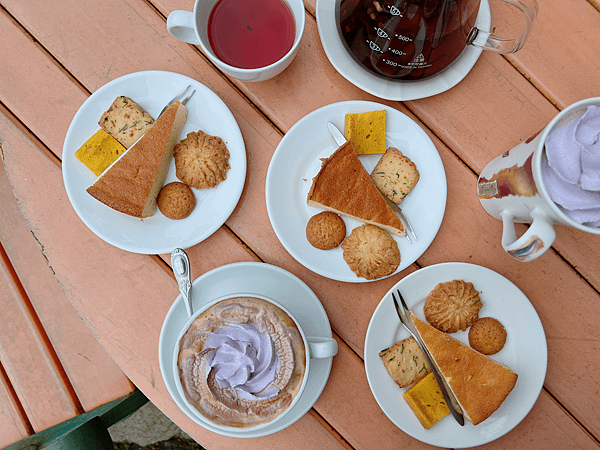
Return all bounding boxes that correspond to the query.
[209,0,295,69]
[340,0,478,80]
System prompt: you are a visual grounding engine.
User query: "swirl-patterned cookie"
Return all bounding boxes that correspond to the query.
[342,224,400,280]
[174,130,230,189]
[424,280,482,333]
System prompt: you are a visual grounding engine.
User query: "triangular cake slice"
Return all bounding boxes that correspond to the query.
[410,312,517,425]
[307,142,405,236]
[87,101,188,218]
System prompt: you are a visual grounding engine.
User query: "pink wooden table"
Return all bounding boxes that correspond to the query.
[1,0,600,448]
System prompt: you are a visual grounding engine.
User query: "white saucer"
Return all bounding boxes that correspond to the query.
[364,262,547,448]
[62,70,246,254]
[158,262,335,438]
[266,101,446,283]
[315,0,491,100]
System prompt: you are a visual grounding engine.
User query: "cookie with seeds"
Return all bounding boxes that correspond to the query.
[379,337,430,388]
[371,147,419,204]
[98,96,155,148]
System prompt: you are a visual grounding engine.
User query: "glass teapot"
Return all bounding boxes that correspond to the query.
[337,0,538,81]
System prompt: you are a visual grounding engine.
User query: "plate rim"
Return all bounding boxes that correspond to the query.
[315,0,491,101]
[158,261,335,438]
[364,261,547,447]
[62,69,246,254]
[265,100,447,283]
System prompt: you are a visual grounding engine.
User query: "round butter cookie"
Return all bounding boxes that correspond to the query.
[306,212,346,250]
[468,317,507,355]
[157,182,196,220]
[424,280,482,333]
[342,224,400,280]
[174,130,230,189]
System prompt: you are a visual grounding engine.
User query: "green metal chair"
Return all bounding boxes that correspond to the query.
[6,389,148,450]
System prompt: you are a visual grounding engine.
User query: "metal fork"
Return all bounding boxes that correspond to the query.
[391,290,465,426]
[158,84,196,117]
[375,185,417,243]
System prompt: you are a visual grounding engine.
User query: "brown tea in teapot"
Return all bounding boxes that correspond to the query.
[339,0,479,80]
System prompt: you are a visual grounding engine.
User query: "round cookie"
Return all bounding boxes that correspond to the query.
[468,317,507,355]
[174,130,230,190]
[424,280,482,333]
[341,224,400,280]
[157,182,196,220]
[306,211,346,250]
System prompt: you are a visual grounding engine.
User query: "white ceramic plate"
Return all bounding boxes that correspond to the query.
[365,262,547,448]
[62,70,246,254]
[265,101,446,283]
[158,262,335,438]
[315,0,491,101]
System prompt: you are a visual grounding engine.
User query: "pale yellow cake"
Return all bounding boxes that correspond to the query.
[87,101,187,218]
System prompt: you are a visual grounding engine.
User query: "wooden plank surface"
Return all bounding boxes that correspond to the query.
[3,107,600,448]
[0,163,134,414]
[0,234,78,432]
[1,0,600,448]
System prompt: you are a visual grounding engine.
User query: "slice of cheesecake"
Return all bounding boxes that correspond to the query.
[410,312,518,425]
[87,101,188,219]
[307,141,405,236]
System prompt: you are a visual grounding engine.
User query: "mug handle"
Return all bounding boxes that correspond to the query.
[167,10,201,45]
[468,0,538,54]
[500,208,556,262]
[307,337,338,359]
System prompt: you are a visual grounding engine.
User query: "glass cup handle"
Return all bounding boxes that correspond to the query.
[468,0,538,54]
[500,208,556,262]
[167,10,201,45]
[307,337,338,359]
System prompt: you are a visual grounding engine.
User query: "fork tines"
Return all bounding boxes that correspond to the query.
[158,84,195,117]
[396,290,411,316]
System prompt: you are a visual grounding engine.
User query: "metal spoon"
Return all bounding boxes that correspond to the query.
[171,248,193,317]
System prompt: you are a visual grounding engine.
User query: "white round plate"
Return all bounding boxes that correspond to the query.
[315,0,491,101]
[62,70,246,254]
[365,262,547,448]
[265,101,446,283]
[158,262,334,438]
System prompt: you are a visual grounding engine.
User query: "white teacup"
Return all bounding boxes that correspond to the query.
[173,292,337,431]
[477,97,600,262]
[167,0,306,82]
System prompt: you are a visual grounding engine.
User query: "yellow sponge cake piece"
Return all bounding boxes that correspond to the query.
[403,372,450,429]
[344,110,387,155]
[75,129,126,176]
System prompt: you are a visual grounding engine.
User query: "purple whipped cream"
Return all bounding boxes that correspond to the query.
[541,105,600,226]
[205,323,280,400]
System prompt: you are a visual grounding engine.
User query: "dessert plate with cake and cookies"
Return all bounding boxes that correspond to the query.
[63,70,246,254]
[266,101,446,282]
[364,262,547,447]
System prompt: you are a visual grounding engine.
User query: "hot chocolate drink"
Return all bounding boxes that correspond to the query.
[177,296,306,428]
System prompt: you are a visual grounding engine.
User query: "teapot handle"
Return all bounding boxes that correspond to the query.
[468,0,538,54]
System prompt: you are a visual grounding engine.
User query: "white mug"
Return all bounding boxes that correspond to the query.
[478,97,600,262]
[167,0,306,82]
[173,293,337,431]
